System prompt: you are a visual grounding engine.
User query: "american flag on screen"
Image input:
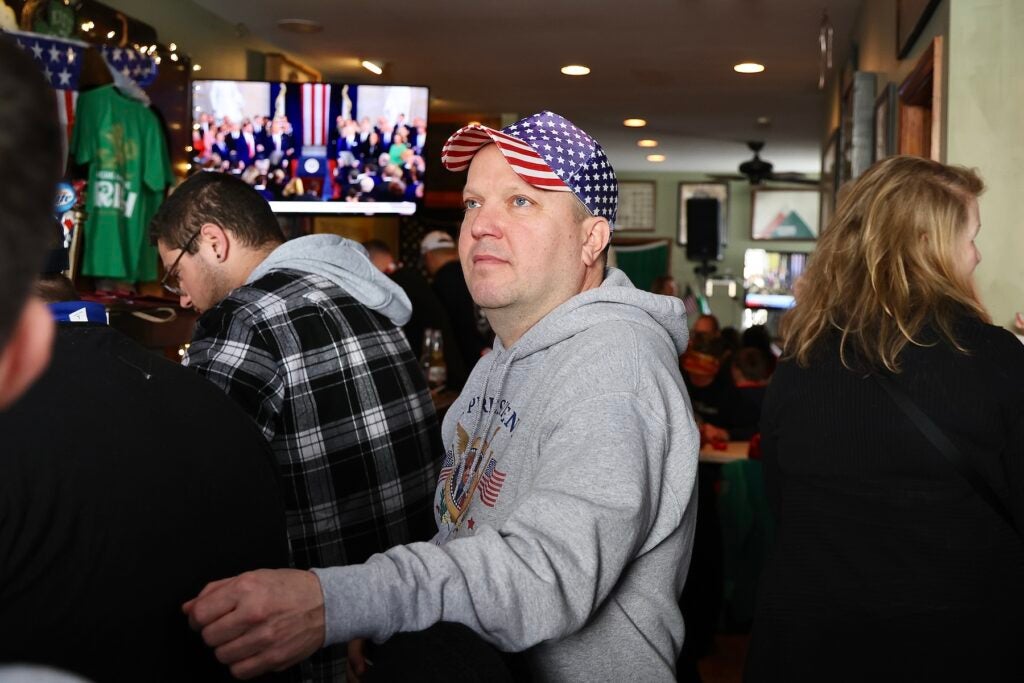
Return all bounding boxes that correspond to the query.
[301,82,331,150]
[7,31,85,162]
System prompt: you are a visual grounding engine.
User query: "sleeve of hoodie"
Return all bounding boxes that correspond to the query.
[313,338,690,651]
[183,305,284,443]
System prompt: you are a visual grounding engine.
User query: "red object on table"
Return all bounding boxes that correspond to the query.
[747,433,763,460]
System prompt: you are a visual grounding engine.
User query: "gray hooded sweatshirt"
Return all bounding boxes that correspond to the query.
[313,267,699,680]
[246,233,412,327]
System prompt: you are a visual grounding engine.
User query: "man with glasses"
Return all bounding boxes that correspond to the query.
[150,171,442,682]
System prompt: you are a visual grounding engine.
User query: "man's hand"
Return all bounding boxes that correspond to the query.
[346,638,371,682]
[182,569,326,680]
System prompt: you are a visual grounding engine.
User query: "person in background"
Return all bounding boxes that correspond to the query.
[728,346,771,441]
[422,229,490,373]
[747,156,1024,680]
[741,323,778,377]
[362,239,468,389]
[149,172,442,682]
[651,274,679,297]
[182,110,700,682]
[0,36,61,410]
[691,313,720,340]
[0,273,294,682]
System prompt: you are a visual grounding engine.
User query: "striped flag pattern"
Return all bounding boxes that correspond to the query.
[442,110,618,226]
[301,82,331,149]
[478,458,507,507]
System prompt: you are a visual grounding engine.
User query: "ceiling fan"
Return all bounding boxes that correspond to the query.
[709,141,818,185]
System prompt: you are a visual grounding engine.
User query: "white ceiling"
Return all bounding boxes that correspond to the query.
[194,0,863,175]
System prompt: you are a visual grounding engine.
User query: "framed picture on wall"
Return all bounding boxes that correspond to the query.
[751,188,821,241]
[874,83,898,161]
[821,128,839,234]
[616,181,657,231]
[677,182,728,246]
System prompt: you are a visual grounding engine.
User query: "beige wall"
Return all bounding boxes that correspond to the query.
[100,0,297,79]
[946,0,1024,328]
[615,171,815,328]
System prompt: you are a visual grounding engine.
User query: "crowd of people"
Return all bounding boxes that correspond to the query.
[3,31,1024,683]
[191,111,427,204]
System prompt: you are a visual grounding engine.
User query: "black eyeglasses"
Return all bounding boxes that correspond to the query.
[160,230,201,296]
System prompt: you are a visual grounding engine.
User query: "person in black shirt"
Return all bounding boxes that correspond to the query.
[421,230,490,374]
[0,278,293,682]
[747,156,1024,680]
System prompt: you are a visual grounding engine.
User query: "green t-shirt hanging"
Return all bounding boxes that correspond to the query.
[72,85,174,282]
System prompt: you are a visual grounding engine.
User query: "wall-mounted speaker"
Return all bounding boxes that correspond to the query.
[685,197,721,262]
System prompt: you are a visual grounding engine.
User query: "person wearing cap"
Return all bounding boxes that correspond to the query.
[421,229,491,374]
[183,111,699,681]
[149,171,442,682]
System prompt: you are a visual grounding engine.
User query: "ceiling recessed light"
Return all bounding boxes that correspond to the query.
[362,60,383,75]
[560,64,590,76]
[277,19,324,34]
[623,118,647,128]
[734,62,765,74]
[646,154,666,162]
[637,139,658,148]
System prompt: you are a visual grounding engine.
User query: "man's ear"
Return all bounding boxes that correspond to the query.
[200,222,230,262]
[0,297,55,410]
[581,216,611,268]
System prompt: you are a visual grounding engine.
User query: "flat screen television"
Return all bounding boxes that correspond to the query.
[742,249,808,310]
[190,80,429,215]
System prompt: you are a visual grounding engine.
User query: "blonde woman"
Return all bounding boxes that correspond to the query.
[746,156,1024,680]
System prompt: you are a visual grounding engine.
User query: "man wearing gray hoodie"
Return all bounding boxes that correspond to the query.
[150,172,442,682]
[184,112,700,681]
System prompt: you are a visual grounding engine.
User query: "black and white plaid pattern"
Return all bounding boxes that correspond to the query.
[185,268,442,682]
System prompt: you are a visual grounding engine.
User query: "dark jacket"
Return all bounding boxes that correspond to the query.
[747,318,1024,681]
[0,324,293,682]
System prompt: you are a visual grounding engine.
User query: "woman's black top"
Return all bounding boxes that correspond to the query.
[746,317,1024,681]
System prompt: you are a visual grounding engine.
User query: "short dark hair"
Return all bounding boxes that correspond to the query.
[0,37,62,348]
[362,239,392,256]
[734,347,770,382]
[149,172,284,252]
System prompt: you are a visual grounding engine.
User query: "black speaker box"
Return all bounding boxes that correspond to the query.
[685,197,721,262]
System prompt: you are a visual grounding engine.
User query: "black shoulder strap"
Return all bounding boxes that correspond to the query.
[875,373,1021,540]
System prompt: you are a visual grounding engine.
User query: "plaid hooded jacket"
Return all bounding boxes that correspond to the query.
[184,236,442,681]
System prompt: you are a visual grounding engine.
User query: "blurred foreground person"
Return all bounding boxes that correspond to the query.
[0,36,61,409]
[0,275,293,682]
[747,156,1024,680]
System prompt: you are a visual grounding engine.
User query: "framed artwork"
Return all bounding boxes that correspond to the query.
[677,182,728,246]
[616,181,657,231]
[751,188,821,241]
[874,83,898,161]
[897,0,942,59]
[820,129,839,234]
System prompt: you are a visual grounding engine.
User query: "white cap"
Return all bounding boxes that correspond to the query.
[420,230,456,254]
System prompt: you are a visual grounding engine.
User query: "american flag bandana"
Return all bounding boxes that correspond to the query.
[442,110,618,228]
